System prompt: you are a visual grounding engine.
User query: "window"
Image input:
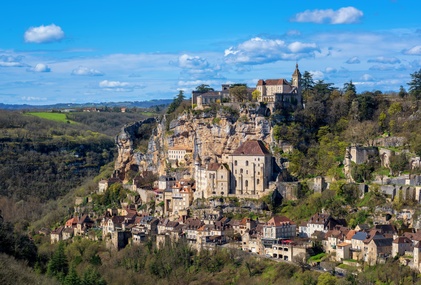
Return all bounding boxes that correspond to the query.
[240,169,243,174]
[235,160,237,166]
[246,161,249,166]
[257,179,260,185]
[246,170,248,175]
[245,180,248,187]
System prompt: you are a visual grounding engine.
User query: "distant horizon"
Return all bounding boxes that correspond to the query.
[1,1,421,105]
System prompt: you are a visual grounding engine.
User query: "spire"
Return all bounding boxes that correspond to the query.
[292,63,301,76]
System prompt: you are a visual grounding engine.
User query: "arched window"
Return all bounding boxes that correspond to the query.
[240,168,243,174]
[246,161,249,166]
[257,179,260,185]
[234,160,237,166]
[245,180,248,187]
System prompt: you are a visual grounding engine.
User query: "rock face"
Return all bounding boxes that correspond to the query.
[114,109,275,181]
[115,117,157,182]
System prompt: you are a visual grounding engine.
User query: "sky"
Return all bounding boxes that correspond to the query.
[1,0,421,105]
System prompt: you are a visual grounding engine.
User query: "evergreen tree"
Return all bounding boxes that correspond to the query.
[47,242,69,280]
[64,266,81,285]
[408,68,421,99]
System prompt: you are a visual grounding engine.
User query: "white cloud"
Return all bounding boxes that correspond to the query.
[288,42,318,53]
[367,56,400,64]
[403,45,421,55]
[24,24,64,43]
[360,74,374,81]
[21,96,47,101]
[310,70,324,80]
[325,67,337,74]
[224,37,319,65]
[98,80,143,92]
[0,55,27,67]
[27,63,51,72]
[71,66,103,76]
[173,54,223,80]
[292,7,363,24]
[176,54,209,69]
[346,56,360,64]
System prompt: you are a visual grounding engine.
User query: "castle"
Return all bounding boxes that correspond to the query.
[191,64,302,112]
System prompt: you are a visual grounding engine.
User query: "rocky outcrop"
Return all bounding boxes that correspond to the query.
[114,108,275,181]
[114,118,157,182]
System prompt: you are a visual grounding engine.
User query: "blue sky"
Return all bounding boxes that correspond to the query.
[1,0,421,105]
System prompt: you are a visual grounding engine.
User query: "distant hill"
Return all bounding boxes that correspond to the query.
[0,99,174,110]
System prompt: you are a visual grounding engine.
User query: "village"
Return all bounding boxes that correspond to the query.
[47,64,421,276]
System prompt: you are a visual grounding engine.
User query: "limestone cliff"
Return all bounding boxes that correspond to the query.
[114,107,275,181]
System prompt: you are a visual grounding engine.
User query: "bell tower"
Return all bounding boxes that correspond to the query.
[292,63,301,89]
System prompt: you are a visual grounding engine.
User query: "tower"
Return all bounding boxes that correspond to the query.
[291,63,301,89]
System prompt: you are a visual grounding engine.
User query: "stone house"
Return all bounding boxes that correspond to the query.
[242,223,264,254]
[365,238,393,265]
[51,226,64,244]
[300,213,344,238]
[194,161,230,199]
[392,236,413,257]
[229,140,273,198]
[323,226,349,254]
[350,231,368,260]
[74,214,94,236]
[168,146,192,167]
[262,216,296,240]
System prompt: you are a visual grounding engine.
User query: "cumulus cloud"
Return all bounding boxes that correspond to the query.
[71,66,104,76]
[403,45,421,55]
[360,74,375,81]
[172,54,224,80]
[0,55,28,67]
[176,54,209,69]
[310,70,324,80]
[224,37,319,65]
[292,6,363,24]
[98,80,143,92]
[367,56,400,64]
[325,67,337,74]
[24,24,64,43]
[27,63,51,72]
[346,56,360,64]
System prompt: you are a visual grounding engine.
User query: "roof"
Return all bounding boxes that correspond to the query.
[373,238,393,247]
[266,216,295,226]
[393,236,412,244]
[231,140,271,156]
[345,230,356,240]
[257,79,290,86]
[309,213,331,225]
[352,232,368,241]
[207,163,221,172]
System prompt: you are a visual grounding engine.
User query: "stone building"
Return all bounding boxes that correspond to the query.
[229,140,273,198]
[194,160,230,199]
[255,64,302,112]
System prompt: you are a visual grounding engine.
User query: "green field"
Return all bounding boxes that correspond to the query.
[27,112,75,123]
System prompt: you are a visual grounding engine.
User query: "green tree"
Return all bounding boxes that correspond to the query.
[47,242,69,280]
[301,71,314,92]
[229,85,248,102]
[64,266,81,285]
[317,272,337,285]
[408,69,421,99]
[343,80,356,95]
[399,85,408,98]
[195,84,214,93]
[252,89,261,101]
[167,90,185,114]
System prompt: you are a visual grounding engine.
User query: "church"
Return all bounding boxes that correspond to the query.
[256,64,302,112]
